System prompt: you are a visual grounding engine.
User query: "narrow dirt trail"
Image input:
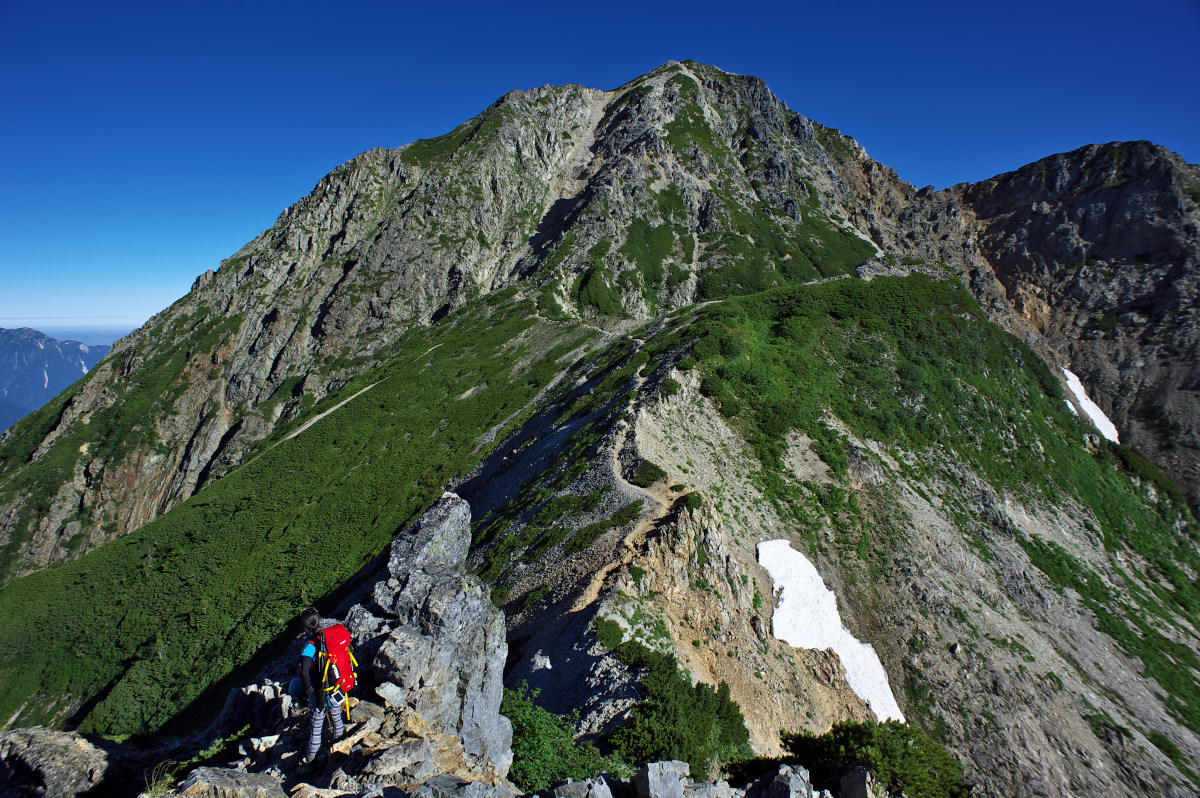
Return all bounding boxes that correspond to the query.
[282,381,378,442]
[569,338,679,612]
[263,342,444,454]
[238,380,382,476]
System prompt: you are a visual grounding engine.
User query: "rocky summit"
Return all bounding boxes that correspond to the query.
[0,61,1197,798]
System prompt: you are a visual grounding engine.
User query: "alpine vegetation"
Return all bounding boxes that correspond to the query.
[0,61,1197,798]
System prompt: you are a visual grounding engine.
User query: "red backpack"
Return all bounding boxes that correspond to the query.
[310,623,357,694]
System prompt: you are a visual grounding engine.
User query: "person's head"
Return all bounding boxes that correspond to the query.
[300,606,320,633]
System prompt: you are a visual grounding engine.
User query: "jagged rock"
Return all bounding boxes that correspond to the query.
[0,728,110,798]
[350,699,385,723]
[363,740,445,782]
[357,494,512,782]
[348,705,468,787]
[387,492,472,574]
[375,681,407,708]
[411,773,517,798]
[956,141,1200,515]
[329,716,381,756]
[554,776,615,798]
[634,761,691,798]
[683,780,741,798]
[291,787,363,798]
[170,766,288,797]
[746,765,812,798]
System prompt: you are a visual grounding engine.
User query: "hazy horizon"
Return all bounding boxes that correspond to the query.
[1,324,138,347]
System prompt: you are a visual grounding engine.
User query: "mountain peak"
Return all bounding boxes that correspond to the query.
[0,63,1197,797]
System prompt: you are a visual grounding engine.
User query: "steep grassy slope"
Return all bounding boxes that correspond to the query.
[0,293,600,736]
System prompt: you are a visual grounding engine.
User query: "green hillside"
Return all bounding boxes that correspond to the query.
[3,273,1191,743]
[0,292,597,736]
[675,276,1200,733]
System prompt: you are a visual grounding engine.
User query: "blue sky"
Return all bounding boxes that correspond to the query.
[2,0,1197,341]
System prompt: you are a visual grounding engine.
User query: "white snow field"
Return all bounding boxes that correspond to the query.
[1062,368,1120,443]
[757,539,905,722]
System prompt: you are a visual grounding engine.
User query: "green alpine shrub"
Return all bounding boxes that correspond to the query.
[610,641,752,778]
[502,682,624,791]
[783,720,971,798]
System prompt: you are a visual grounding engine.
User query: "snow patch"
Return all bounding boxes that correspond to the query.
[1062,369,1119,443]
[844,224,882,256]
[757,539,904,722]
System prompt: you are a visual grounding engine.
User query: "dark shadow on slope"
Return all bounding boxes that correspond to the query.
[529,196,584,252]
[158,541,397,742]
[192,420,244,495]
[514,190,593,281]
[452,344,636,524]
[501,500,685,727]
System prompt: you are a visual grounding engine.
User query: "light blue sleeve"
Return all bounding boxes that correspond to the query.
[301,641,316,659]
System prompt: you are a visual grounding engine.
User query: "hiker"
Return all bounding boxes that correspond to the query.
[295,606,357,772]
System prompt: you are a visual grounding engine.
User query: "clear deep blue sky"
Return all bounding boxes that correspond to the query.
[2,0,1197,343]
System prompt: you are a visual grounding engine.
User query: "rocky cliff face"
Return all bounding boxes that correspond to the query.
[955,142,1200,514]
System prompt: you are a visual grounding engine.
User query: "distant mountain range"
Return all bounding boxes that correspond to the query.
[0,328,110,430]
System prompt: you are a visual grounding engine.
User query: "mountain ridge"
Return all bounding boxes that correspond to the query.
[0,61,1197,796]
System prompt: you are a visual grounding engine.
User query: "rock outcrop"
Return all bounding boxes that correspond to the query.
[169,493,511,796]
[0,728,120,798]
[955,141,1200,514]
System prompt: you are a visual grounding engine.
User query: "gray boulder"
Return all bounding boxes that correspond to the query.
[170,766,288,797]
[360,493,513,781]
[0,728,111,798]
[684,780,742,798]
[412,773,518,798]
[634,761,691,798]
[387,492,472,574]
[555,776,616,798]
[749,765,812,798]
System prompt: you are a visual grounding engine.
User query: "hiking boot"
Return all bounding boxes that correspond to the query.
[297,754,321,775]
